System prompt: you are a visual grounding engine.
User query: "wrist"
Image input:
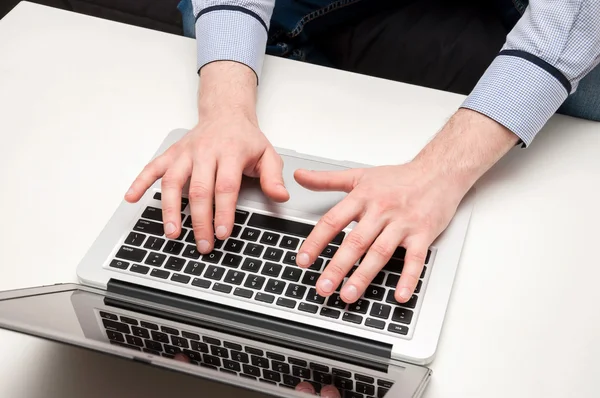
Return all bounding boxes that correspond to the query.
[413,108,519,192]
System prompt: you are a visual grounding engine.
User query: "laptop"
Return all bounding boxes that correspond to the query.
[0,129,475,397]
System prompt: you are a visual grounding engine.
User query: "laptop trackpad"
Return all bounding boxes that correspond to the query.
[239,153,350,218]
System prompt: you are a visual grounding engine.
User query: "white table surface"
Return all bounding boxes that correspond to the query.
[1,2,599,397]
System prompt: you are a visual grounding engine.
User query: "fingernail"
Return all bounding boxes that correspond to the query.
[197,240,210,253]
[164,222,176,236]
[342,284,358,302]
[297,388,312,394]
[297,252,310,267]
[399,288,412,300]
[319,279,334,294]
[215,225,227,238]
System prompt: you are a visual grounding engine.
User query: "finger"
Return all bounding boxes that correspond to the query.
[125,154,171,202]
[317,214,385,298]
[160,157,192,239]
[342,223,405,303]
[320,385,342,398]
[296,195,362,269]
[293,168,363,193]
[295,381,315,395]
[395,235,430,303]
[257,146,289,202]
[173,353,191,363]
[214,156,244,240]
[189,157,217,254]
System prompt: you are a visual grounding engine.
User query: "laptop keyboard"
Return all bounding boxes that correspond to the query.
[107,192,435,339]
[100,310,394,397]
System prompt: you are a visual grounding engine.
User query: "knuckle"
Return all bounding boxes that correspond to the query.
[324,262,349,281]
[214,179,239,195]
[188,183,211,201]
[161,205,178,216]
[369,242,394,259]
[213,209,233,223]
[161,173,183,189]
[320,213,342,230]
[405,250,427,265]
[350,269,372,288]
[400,272,420,287]
[344,232,369,253]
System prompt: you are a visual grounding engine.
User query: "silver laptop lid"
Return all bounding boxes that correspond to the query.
[0,284,431,397]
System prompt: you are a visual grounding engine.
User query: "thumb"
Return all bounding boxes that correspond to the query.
[257,147,290,202]
[294,168,362,193]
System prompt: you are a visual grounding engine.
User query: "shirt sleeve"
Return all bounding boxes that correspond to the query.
[191,1,276,80]
[461,1,600,146]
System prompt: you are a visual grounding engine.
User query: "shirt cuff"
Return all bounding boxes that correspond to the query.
[461,52,569,146]
[195,9,268,81]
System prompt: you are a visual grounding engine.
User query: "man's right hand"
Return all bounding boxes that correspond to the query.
[125,61,289,253]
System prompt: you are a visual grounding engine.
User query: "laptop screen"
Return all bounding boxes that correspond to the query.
[0,285,429,397]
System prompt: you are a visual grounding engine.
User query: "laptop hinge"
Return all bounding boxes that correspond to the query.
[106,279,392,369]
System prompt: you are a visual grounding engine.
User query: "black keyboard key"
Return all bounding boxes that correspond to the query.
[150,331,169,343]
[145,340,162,351]
[185,230,195,243]
[383,258,404,274]
[106,330,125,342]
[302,271,320,286]
[192,278,211,289]
[223,239,244,253]
[182,349,202,361]
[241,258,262,273]
[161,326,179,335]
[282,251,298,265]
[321,245,338,258]
[421,266,427,279]
[200,363,217,370]
[281,266,302,282]
[182,331,200,341]
[115,246,147,263]
[141,321,159,331]
[183,215,193,228]
[231,224,242,238]
[319,308,341,319]
[276,297,297,308]
[260,231,280,245]
[310,363,329,373]
[243,243,264,257]
[213,283,233,294]
[231,350,249,363]
[251,355,270,368]
[243,364,261,377]
[280,236,300,250]
[205,265,225,280]
[145,252,167,267]
[261,263,282,277]
[265,279,286,294]
[171,336,189,348]
[224,341,242,351]
[130,264,150,274]
[245,347,263,356]
[248,213,345,245]
[298,302,318,314]
[342,312,363,324]
[224,270,245,285]
[244,275,266,290]
[356,382,375,396]
[372,272,385,285]
[150,268,170,279]
[327,293,346,309]
[164,256,186,271]
[203,354,222,367]
[263,247,283,262]
[191,341,209,353]
[183,261,205,276]
[365,318,386,330]
[144,237,165,251]
[378,387,390,397]
[134,219,164,236]
[202,250,223,264]
[125,232,146,247]
[266,352,285,361]
[415,280,423,294]
[262,370,281,383]
[255,292,275,304]
[386,291,418,308]
[364,285,386,300]
[348,299,370,314]
[141,206,162,222]
[313,371,333,385]
[292,366,311,378]
[392,246,406,259]
[308,257,324,271]
[222,253,242,268]
[240,227,260,241]
[288,358,307,367]
[306,288,326,304]
[213,238,224,250]
[284,284,307,299]
[334,376,354,391]
[370,303,391,319]
[392,308,414,324]
[355,374,374,384]
[223,359,241,372]
[388,323,409,335]
[203,336,221,346]
[234,287,253,298]
[283,374,302,387]
[385,273,400,287]
[143,348,161,356]
[120,316,138,325]
[109,259,129,270]
[211,345,229,358]
[175,228,187,241]
[332,368,351,378]
[110,340,141,351]
[163,240,184,256]
[99,311,118,320]
[234,209,249,224]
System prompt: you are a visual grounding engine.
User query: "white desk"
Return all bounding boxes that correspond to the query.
[1,2,599,397]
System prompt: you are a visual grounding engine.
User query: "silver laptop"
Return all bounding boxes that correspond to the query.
[0,129,475,397]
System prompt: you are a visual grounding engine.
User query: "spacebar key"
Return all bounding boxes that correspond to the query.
[248,213,345,245]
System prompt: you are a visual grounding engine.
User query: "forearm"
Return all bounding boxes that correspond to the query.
[414,109,519,192]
